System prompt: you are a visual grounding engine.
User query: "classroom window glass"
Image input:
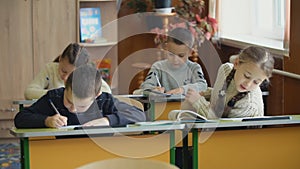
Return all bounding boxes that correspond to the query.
[210,0,290,55]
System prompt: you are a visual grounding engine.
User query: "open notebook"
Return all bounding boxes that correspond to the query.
[134,110,216,126]
[168,110,210,122]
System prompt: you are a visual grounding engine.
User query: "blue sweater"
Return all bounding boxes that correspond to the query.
[14,88,146,128]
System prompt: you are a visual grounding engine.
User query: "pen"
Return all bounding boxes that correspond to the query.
[154,72,162,87]
[49,99,61,115]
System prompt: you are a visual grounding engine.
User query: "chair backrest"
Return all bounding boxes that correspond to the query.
[114,96,144,111]
[76,158,179,169]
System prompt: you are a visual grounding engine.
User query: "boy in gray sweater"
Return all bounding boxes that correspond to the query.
[136,27,207,95]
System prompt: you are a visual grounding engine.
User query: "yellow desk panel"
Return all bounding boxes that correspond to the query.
[155,101,182,120]
[198,126,300,169]
[30,134,170,169]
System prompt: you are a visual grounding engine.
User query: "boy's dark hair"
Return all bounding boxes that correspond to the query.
[65,63,102,99]
[167,27,194,49]
[59,43,90,67]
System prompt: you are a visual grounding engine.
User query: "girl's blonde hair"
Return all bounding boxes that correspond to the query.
[238,46,274,79]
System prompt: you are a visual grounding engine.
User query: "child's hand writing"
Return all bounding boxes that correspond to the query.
[153,86,165,93]
[45,114,68,128]
[166,87,184,94]
[185,88,201,104]
[83,117,110,126]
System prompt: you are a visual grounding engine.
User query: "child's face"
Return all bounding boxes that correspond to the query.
[63,87,94,113]
[58,57,76,83]
[165,42,191,68]
[234,61,267,92]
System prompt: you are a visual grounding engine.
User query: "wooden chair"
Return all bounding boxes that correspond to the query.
[76,158,179,169]
[114,96,144,111]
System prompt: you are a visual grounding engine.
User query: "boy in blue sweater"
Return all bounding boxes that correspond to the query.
[14,63,146,128]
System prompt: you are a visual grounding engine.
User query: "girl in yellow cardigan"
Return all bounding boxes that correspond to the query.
[24,43,111,100]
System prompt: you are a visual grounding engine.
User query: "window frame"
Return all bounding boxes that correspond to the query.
[209,0,290,56]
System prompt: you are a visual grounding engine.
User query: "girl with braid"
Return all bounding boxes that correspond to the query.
[24,43,111,100]
[184,46,274,119]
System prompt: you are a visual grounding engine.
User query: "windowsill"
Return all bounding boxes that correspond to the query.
[79,41,117,47]
[218,35,289,57]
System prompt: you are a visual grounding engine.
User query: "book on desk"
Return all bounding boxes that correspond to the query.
[134,110,216,126]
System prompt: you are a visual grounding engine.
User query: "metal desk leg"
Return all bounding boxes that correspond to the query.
[182,128,189,169]
[19,104,24,111]
[169,130,176,165]
[192,129,198,169]
[148,99,155,121]
[20,138,30,169]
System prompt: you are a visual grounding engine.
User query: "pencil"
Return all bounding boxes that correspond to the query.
[49,99,61,115]
[154,72,162,87]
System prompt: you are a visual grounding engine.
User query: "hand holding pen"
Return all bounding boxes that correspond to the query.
[45,99,68,128]
[154,72,162,87]
[153,72,165,93]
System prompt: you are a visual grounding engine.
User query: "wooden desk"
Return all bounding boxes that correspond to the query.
[148,95,184,121]
[11,124,185,169]
[13,95,148,111]
[13,100,36,111]
[13,94,182,121]
[190,115,300,169]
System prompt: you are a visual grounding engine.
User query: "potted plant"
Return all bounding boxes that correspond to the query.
[126,0,151,13]
[126,0,173,12]
[153,0,173,14]
[125,0,218,47]
[175,0,218,41]
[151,0,218,49]
[153,0,172,9]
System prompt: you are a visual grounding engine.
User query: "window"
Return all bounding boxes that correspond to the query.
[210,0,290,55]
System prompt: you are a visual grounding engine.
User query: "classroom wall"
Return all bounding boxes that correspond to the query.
[283,0,300,114]
[205,0,300,116]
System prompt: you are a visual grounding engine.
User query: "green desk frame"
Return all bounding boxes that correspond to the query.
[11,124,185,169]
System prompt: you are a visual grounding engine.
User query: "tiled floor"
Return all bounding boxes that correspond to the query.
[0,143,20,169]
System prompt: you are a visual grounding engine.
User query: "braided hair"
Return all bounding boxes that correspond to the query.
[225,46,274,108]
[219,69,249,109]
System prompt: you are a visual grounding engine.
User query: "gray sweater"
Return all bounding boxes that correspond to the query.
[140,59,207,94]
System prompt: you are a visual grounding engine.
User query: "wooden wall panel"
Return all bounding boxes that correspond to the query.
[0,0,33,101]
[0,0,33,142]
[32,0,76,76]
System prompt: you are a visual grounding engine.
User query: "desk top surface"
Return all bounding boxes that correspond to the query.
[12,95,147,105]
[13,99,37,105]
[12,94,184,107]
[10,123,185,138]
[11,115,300,138]
[148,94,185,102]
[191,115,300,129]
